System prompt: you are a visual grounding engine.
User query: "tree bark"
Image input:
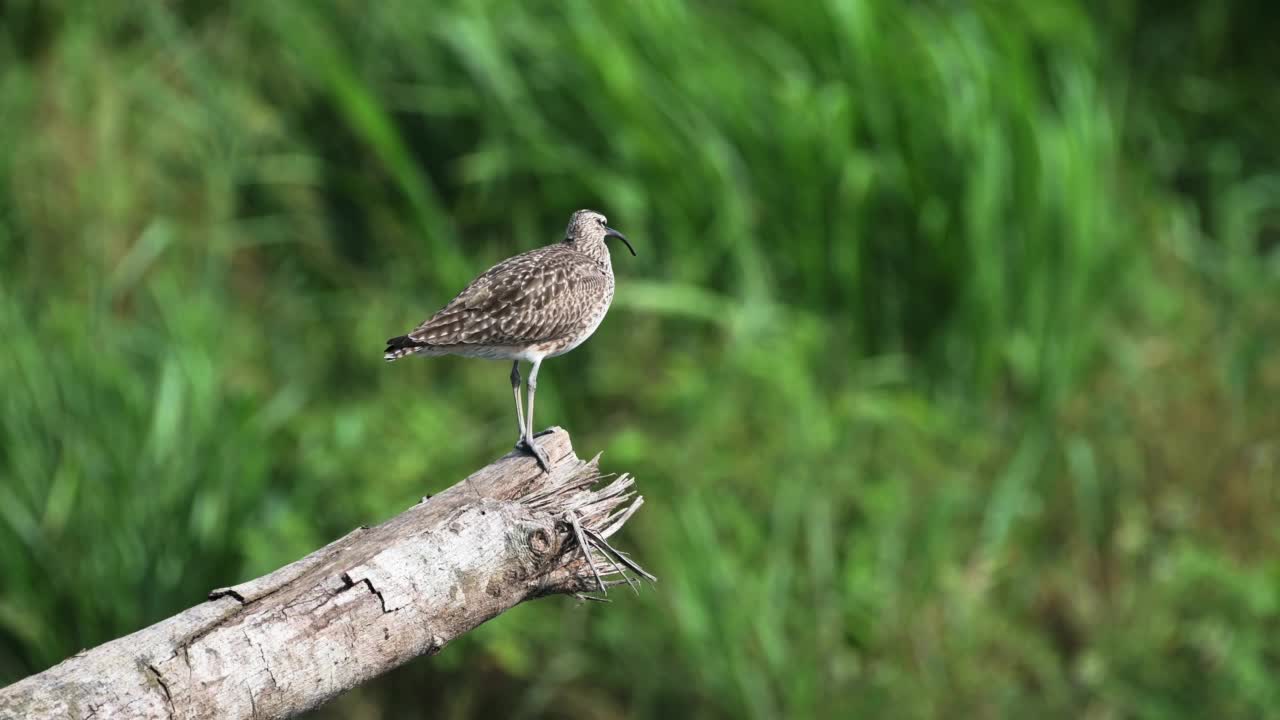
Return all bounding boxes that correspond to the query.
[0,428,650,720]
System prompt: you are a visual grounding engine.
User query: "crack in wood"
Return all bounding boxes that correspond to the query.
[208,588,247,603]
[146,663,175,719]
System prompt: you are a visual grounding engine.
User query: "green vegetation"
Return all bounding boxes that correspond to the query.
[2,1,1278,717]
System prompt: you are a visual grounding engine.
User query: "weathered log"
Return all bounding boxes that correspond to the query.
[0,429,650,719]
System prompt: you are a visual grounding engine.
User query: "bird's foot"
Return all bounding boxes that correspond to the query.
[516,434,552,473]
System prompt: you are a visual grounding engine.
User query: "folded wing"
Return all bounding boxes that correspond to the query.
[407,250,607,349]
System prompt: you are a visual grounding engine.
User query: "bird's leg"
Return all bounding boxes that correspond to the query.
[510,361,526,442]
[519,358,551,473]
[524,358,543,440]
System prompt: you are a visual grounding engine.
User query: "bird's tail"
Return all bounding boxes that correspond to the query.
[384,335,424,361]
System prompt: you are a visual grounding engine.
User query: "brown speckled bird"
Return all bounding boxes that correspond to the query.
[384,209,635,472]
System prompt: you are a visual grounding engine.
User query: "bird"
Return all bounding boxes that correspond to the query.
[384,209,635,472]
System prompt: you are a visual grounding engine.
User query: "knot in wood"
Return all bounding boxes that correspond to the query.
[526,528,552,557]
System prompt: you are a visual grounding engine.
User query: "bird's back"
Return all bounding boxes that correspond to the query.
[385,242,614,360]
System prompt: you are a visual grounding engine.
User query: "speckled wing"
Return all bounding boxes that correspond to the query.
[406,248,608,348]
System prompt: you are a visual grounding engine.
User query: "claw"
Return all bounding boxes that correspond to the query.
[516,435,552,473]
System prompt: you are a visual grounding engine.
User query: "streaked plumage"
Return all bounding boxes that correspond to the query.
[385,209,634,471]
[384,240,611,362]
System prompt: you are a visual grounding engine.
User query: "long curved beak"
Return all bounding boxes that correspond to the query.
[604,227,636,256]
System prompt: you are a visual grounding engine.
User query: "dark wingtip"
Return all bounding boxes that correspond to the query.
[378,335,424,358]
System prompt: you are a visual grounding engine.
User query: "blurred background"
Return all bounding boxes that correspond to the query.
[1,1,1279,717]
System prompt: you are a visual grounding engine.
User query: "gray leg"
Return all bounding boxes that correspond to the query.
[510,361,526,440]
[519,358,551,473]
[524,358,541,438]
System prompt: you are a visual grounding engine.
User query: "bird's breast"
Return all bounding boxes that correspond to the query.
[543,285,614,358]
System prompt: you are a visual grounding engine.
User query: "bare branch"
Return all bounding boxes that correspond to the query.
[0,428,650,720]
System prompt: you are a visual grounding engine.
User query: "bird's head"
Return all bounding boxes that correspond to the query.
[565,209,635,256]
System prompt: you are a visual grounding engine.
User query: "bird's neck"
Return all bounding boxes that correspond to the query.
[571,239,611,266]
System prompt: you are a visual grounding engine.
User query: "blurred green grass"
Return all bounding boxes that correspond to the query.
[1,1,1279,718]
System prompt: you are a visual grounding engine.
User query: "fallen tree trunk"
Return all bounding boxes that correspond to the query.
[0,428,650,720]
